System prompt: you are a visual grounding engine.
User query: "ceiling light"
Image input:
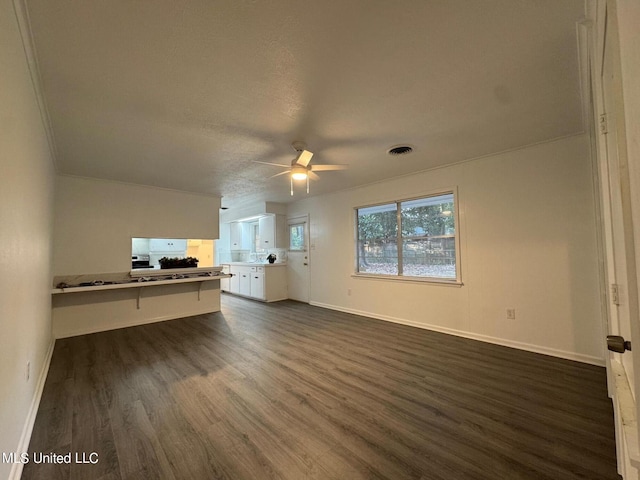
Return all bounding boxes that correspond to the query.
[291,166,308,181]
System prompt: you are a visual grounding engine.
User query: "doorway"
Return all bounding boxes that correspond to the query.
[287,215,310,303]
[592,2,640,477]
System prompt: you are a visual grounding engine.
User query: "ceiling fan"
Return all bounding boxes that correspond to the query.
[254,142,348,195]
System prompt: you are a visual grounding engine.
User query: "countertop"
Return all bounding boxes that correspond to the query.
[223,262,287,267]
[52,269,228,294]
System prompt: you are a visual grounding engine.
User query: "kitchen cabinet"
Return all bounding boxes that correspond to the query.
[149,238,187,253]
[227,264,286,301]
[220,265,230,291]
[230,222,243,250]
[229,267,240,293]
[238,269,251,296]
[258,215,287,250]
[229,215,286,252]
[258,216,274,249]
[250,271,265,299]
[230,222,252,250]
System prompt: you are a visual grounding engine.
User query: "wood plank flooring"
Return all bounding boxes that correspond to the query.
[23,294,621,479]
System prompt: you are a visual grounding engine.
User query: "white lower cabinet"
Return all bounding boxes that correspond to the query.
[227,265,286,302]
[238,270,251,296]
[220,265,230,291]
[250,272,265,300]
[229,267,240,294]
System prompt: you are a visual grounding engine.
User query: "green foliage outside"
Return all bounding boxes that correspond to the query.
[357,198,456,274]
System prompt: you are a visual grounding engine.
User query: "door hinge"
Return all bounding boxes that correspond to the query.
[599,113,608,135]
[611,283,620,305]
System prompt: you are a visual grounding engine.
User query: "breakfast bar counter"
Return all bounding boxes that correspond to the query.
[51,269,230,338]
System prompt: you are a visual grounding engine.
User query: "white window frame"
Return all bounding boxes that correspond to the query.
[352,187,462,285]
[288,222,307,252]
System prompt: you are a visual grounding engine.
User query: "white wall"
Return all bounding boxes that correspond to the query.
[54,175,221,275]
[0,0,56,478]
[288,134,604,364]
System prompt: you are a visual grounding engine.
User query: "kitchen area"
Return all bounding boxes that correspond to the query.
[132,238,215,270]
[218,213,288,302]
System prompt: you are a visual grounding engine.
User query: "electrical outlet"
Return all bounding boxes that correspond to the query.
[506,309,516,320]
[26,361,30,381]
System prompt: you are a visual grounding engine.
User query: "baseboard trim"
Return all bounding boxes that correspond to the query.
[9,338,55,480]
[309,301,605,367]
[54,308,221,339]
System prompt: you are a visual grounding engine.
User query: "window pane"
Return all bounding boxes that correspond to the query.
[401,237,456,278]
[289,224,305,250]
[401,193,455,237]
[357,204,398,275]
[400,193,456,278]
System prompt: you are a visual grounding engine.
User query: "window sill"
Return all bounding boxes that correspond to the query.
[351,273,463,287]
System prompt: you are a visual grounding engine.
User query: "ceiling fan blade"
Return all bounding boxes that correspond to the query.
[253,160,291,168]
[310,164,348,171]
[307,171,320,181]
[295,149,314,167]
[269,170,292,179]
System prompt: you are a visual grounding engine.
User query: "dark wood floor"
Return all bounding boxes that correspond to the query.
[24,294,620,480]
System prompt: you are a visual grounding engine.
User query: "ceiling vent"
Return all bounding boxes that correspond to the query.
[387,145,414,156]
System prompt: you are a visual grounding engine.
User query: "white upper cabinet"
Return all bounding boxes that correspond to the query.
[229,215,286,251]
[149,238,187,253]
[259,216,275,249]
[258,215,287,250]
[230,222,243,250]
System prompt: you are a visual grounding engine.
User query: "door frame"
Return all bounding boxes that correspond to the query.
[286,214,310,303]
[587,0,640,476]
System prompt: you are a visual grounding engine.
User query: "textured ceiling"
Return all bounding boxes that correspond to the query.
[26,0,586,209]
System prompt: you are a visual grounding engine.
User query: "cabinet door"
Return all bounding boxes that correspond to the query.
[149,239,187,253]
[220,265,230,291]
[263,266,288,301]
[229,267,240,293]
[250,272,265,299]
[259,216,275,249]
[230,223,243,250]
[239,269,251,296]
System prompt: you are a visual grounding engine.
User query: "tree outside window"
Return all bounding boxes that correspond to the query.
[289,224,305,251]
[356,192,457,280]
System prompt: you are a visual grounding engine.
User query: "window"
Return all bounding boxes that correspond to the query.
[250,222,260,252]
[356,191,458,282]
[289,223,305,251]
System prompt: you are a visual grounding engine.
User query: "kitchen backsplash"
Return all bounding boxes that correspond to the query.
[220,249,286,264]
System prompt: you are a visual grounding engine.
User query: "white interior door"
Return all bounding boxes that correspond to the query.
[595,2,640,477]
[287,215,310,303]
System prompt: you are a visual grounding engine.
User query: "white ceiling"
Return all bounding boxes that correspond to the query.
[26,0,586,209]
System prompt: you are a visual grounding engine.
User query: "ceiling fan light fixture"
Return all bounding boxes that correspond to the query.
[291,166,308,180]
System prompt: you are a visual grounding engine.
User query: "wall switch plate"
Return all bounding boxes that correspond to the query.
[347,289,352,296]
[507,309,516,320]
